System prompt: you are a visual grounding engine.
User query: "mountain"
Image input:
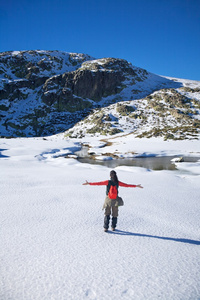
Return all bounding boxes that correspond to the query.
[0,50,200,139]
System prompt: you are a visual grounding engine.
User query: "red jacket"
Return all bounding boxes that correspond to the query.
[89,180,137,188]
[89,180,137,199]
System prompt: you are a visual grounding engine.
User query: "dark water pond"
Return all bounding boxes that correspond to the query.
[77,156,199,171]
[75,147,199,171]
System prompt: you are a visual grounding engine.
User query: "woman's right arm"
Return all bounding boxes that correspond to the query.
[118,181,143,188]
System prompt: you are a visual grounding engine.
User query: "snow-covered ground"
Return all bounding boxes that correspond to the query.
[0,136,200,300]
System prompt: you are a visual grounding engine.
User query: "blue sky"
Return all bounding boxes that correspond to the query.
[0,0,200,80]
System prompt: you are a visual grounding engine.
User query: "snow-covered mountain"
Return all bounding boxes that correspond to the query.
[1,50,200,300]
[0,50,200,139]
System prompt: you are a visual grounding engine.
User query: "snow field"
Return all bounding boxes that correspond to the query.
[0,137,200,300]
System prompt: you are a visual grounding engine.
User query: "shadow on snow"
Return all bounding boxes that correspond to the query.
[0,149,9,158]
[110,230,200,246]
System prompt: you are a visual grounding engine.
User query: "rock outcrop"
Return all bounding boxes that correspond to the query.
[1,50,192,138]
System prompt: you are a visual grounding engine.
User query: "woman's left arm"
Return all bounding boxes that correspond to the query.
[82,180,89,185]
[82,180,109,186]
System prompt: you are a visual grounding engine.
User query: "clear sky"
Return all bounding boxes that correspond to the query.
[0,0,200,80]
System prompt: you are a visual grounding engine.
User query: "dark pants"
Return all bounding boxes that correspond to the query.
[104,205,118,229]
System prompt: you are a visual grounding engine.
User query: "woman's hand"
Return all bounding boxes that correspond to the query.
[137,184,143,188]
[82,180,89,185]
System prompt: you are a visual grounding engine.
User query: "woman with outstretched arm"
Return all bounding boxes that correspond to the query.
[83,170,143,232]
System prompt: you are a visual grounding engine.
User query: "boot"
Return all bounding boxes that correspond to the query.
[104,215,110,230]
[111,217,117,230]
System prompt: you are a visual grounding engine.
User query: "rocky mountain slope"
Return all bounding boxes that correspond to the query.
[0,50,200,139]
[68,82,200,141]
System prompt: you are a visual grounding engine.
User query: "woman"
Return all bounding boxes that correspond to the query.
[83,170,143,232]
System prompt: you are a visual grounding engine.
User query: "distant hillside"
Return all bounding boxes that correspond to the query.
[0,50,199,139]
[67,84,200,141]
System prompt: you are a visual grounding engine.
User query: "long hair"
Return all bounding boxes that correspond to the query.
[110,170,118,185]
